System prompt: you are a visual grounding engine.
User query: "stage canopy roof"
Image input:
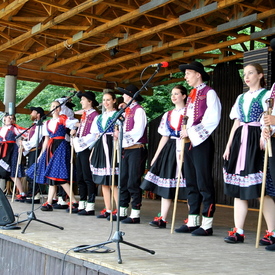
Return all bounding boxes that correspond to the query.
[0,0,275,101]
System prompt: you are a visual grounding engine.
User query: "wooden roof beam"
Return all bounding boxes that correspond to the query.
[45,1,225,72]
[0,0,104,52]
[48,0,246,73]
[0,0,28,19]
[77,7,267,76]
[17,0,175,68]
[239,3,270,12]
[0,64,117,91]
[131,28,273,86]
[102,12,275,79]
[16,79,52,109]
[10,17,48,22]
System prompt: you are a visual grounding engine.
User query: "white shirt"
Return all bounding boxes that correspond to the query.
[22,121,44,155]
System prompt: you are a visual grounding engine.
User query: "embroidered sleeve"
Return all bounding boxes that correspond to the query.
[65,117,79,130]
[158,112,170,136]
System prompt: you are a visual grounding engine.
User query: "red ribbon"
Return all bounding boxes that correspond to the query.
[125,107,131,116]
[0,141,16,158]
[81,111,86,121]
[189,88,197,103]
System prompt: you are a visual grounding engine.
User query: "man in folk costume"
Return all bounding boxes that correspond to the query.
[21,107,45,203]
[175,61,221,236]
[72,91,99,215]
[110,84,148,224]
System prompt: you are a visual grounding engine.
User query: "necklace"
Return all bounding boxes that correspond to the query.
[174,107,185,112]
[248,88,263,94]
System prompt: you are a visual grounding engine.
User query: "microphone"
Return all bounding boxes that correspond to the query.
[149,61,169,68]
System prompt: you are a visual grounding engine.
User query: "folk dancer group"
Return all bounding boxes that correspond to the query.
[1,61,275,250]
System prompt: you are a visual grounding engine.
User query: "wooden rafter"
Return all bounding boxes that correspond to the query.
[0,0,274,106]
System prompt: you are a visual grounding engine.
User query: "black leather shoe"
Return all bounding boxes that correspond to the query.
[192,227,213,236]
[265,243,275,251]
[121,217,140,224]
[224,229,244,243]
[66,203,79,213]
[175,224,199,233]
[78,209,95,216]
[25,198,41,204]
[107,215,127,221]
[53,203,69,209]
[149,217,167,228]
[41,203,53,211]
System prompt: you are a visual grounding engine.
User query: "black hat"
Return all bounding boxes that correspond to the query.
[116,84,144,102]
[77,91,99,107]
[179,61,210,81]
[30,107,45,117]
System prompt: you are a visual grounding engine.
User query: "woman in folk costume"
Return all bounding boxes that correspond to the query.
[0,114,26,200]
[27,101,79,211]
[90,91,119,218]
[141,85,188,228]
[223,63,275,244]
[52,96,77,209]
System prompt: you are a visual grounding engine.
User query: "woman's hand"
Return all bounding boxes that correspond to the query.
[180,129,188,139]
[223,147,230,161]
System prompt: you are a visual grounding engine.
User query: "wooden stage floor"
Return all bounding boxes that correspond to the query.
[0,195,273,275]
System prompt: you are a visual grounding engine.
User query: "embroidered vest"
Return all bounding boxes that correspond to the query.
[185,85,212,126]
[77,111,98,137]
[125,104,147,143]
[97,112,118,133]
[239,89,268,123]
[166,110,183,137]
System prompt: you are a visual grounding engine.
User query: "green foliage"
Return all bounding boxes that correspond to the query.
[1,75,188,126]
[0,78,82,127]
[142,72,189,122]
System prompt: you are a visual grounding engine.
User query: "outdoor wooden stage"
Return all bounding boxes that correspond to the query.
[0,195,273,275]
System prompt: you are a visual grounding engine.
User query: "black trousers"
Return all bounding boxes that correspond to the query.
[184,137,216,217]
[76,149,96,202]
[119,146,148,210]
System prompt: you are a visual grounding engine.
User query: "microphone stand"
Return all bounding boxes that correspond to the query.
[72,66,161,263]
[12,93,76,233]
